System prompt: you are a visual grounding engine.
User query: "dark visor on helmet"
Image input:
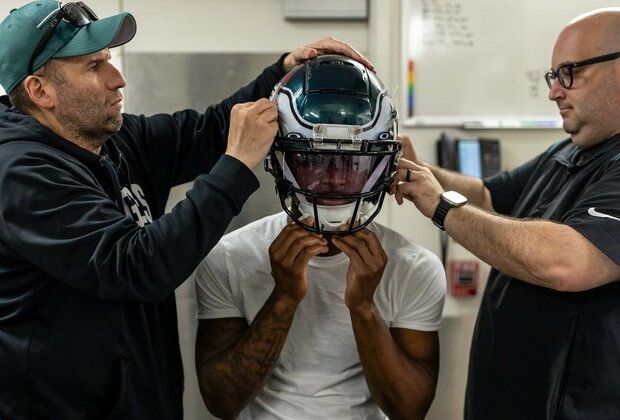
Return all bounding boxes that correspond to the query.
[284,152,385,197]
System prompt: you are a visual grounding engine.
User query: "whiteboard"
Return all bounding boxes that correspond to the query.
[400,0,619,128]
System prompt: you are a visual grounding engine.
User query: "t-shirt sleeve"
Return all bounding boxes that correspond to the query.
[483,140,568,216]
[562,160,620,265]
[391,249,446,332]
[195,243,243,319]
[484,155,540,216]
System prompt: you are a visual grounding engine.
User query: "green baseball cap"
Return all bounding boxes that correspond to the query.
[0,0,136,93]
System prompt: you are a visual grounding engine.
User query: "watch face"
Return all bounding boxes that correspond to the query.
[443,191,467,205]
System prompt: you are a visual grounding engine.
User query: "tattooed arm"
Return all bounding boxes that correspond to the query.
[195,221,328,419]
[195,293,297,419]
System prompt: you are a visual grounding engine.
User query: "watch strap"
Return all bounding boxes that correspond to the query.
[432,197,452,230]
[432,191,467,230]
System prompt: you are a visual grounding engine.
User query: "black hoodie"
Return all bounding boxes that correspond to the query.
[0,57,285,419]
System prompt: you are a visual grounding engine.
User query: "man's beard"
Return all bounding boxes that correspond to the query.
[56,89,122,148]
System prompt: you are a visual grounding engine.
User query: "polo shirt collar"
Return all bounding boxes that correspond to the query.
[554,132,620,168]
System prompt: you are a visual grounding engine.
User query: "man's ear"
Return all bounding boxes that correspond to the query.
[22,75,56,110]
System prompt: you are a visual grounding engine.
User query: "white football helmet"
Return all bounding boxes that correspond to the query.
[265,54,400,234]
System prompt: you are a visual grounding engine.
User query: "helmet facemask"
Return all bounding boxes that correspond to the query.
[265,55,400,235]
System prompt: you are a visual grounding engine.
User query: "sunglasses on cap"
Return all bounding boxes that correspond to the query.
[27,1,98,75]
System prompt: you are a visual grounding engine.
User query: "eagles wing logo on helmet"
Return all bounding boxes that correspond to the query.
[265,54,400,234]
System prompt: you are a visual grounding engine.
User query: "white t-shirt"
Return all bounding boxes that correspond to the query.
[195,212,446,419]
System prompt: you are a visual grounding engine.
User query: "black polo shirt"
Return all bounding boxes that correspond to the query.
[465,135,620,420]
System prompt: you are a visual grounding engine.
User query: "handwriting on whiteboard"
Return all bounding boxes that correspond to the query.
[422,0,474,47]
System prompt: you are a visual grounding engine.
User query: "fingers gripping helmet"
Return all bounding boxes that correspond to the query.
[265,54,400,234]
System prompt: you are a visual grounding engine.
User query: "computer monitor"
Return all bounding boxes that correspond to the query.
[456,139,482,178]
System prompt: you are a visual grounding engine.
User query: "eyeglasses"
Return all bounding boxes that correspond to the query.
[545,51,620,89]
[27,2,98,75]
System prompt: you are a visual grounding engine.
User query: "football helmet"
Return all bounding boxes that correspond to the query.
[265,54,400,234]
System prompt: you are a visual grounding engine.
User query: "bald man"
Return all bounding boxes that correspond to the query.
[392,9,620,419]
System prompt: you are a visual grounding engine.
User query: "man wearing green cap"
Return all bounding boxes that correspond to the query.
[0,1,374,418]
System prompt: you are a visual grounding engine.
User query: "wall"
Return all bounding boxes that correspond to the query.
[0,0,568,419]
[123,0,367,53]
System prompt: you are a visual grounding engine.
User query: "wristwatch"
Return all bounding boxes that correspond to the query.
[432,191,468,230]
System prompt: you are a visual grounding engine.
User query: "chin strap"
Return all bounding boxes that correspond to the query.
[298,201,358,229]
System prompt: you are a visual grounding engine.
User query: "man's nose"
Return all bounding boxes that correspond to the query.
[107,63,127,90]
[548,78,565,101]
[324,163,347,185]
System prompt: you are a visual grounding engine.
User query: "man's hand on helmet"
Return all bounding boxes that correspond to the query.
[282,36,374,73]
[389,134,420,195]
[225,98,278,170]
